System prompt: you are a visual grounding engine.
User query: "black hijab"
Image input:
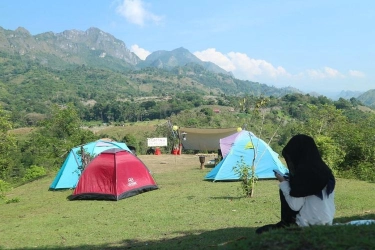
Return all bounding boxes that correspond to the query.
[282,134,335,198]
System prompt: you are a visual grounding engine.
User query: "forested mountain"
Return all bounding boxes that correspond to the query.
[357,89,375,107]
[335,90,363,100]
[138,47,230,75]
[1,25,374,111]
[0,26,229,75]
[2,25,374,128]
[0,26,139,70]
[0,26,302,122]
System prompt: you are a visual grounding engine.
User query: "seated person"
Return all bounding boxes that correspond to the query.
[256,134,336,234]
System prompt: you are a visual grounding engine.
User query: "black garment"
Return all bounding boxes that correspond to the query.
[255,190,298,234]
[279,189,299,225]
[282,134,335,198]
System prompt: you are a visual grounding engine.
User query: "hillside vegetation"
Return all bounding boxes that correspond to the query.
[1,26,375,197]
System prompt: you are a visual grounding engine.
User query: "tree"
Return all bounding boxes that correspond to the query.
[315,135,345,174]
[20,103,97,173]
[297,104,348,137]
[0,106,17,179]
[43,103,82,139]
[232,99,270,198]
[334,98,353,110]
[337,114,375,181]
[200,107,214,117]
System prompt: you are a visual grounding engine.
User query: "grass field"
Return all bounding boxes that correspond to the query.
[1,154,375,249]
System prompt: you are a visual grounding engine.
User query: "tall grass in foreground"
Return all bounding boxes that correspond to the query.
[1,155,375,249]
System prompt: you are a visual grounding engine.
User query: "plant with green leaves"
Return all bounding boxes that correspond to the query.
[0,106,17,180]
[231,98,271,198]
[20,103,97,173]
[76,146,95,175]
[22,165,46,182]
[5,197,20,204]
[0,180,11,200]
[233,155,258,197]
[314,135,345,175]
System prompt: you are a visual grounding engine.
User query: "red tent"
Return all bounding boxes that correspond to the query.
[70,148,158,201]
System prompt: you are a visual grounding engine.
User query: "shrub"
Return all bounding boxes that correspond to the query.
[22,165,46,182]
[336,162,375,182]
[5,197,20,204]
[354,162,375,182]
[315,135,345,174]
[233,156,257,197]
[0,180,11,199]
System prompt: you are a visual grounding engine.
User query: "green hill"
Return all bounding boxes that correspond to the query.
[357,89,375,107]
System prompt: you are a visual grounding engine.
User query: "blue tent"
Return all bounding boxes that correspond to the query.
[49,140,131,190]
[205,130,288,181]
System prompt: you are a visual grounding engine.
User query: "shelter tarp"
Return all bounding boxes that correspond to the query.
[70,149,158,201]
[205,130,288,180]
[49,140,131,190]
[180,127,238,151]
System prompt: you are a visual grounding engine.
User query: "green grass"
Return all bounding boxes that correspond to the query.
[1,155,375,250]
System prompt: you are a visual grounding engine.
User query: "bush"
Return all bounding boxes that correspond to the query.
[22,165,46,182]
[0,180,11,199]
[354,162,375,182]
[315,135,345,174]
[233,156,257,197]
[337,162,375,182]
[5,197,20,204]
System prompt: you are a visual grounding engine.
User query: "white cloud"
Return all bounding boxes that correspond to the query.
[193,49,289,80]
[116,0,163,26]
[193,48,369,92]
[306,67,344,79]
[324,67,343,77]
[193,48,235,72]
[130,44,151,60]
[348,70,365,78]
[229,52,290,78]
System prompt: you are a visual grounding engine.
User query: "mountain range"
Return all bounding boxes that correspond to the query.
[0,26,374,106]
[0,26,230,75]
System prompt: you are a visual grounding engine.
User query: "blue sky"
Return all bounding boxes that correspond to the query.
[1,0,374,95]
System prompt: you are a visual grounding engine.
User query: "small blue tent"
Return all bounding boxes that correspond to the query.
[49,140,131,190]
[205,130,288,181]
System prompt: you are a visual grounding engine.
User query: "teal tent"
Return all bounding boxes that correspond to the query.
[49,140,131,190]
[205,130,288,181]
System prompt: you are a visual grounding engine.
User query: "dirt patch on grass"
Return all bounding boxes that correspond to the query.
[138,154,217,174]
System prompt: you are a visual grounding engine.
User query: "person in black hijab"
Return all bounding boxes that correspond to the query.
[256,134,336,234]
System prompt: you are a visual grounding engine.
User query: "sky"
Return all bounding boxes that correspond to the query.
[1,0,374,96]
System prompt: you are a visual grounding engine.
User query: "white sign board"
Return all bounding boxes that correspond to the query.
[147,138,168,147]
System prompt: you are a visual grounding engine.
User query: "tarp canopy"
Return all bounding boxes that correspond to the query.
[180,127,238,151]
[205,130,288,181]
[49,140,131,190]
